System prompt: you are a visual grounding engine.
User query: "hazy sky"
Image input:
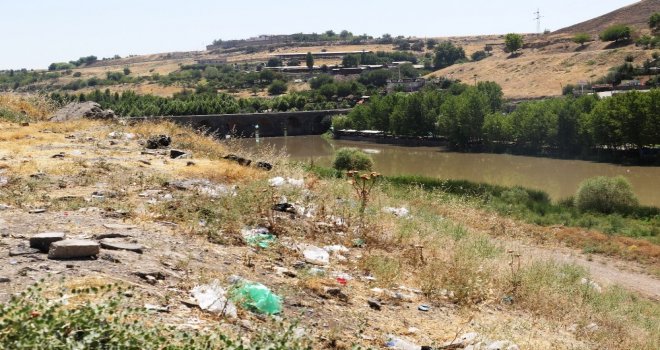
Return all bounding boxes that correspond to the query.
[1,0,639,70]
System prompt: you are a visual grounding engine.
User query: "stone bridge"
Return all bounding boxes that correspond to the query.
[130,109,350,137]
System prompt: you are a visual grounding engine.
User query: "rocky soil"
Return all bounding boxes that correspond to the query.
[0,119,657,349]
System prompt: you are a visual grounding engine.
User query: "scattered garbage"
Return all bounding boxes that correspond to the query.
[190,280,237,318]
[580,277,602,293]
[230,281,282,315]
[271,202,296,214]
[385,335,421,350]
[107,131,135,140]
[268,176,304,188]
[241,227,276,249]
[383,207,410,217]
[301,245,330,265]
[323,245,350,253]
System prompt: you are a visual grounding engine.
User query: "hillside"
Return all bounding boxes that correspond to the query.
[425,38,655,99]
[554,0,660,35]
[0,98,658,348]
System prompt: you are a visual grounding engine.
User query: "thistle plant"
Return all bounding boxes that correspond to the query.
[347,170,381,215]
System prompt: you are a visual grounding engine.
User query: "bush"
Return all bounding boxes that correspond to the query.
[267,80,287,95]
[574,176,639,214]
[333,147,373,171]
[471,50,488,61]
[600,25,632,42]
[504,33,524,53]
[573,33,591,46]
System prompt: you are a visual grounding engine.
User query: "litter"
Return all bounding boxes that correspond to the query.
[268,177,304,188]
[241,227,276,248]
[383,207,410,217]
[301,245,330,265]
[230,281,282,315]
[190,280,237,318]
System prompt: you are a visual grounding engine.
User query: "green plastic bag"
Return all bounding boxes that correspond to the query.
[246,233,276,249]
[230,282,282,315]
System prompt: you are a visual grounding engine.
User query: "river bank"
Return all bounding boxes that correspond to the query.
[234,135,660,207]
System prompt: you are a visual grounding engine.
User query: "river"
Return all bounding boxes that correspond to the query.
[236,135,660,207]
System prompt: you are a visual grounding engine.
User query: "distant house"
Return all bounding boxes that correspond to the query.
[386,78,426,93]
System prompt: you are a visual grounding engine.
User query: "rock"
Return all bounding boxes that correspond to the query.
[170,149,190,159]
[100,253,121,263]
[103,223,137,230]
[28,208,47,214]
[417,304,430,312]
[48,239,100,259]
[0,176,8,187]
[99,239,144,253]
[49,102,115,122]
[256,161,273,171]
[585,322,599,332]
[0,277,10,283]
[223,154,251,166]
[324,287,348,301]
[134,271,166,281]
[95,233,132,239]
[367,298,382,310]
[144,304,170,313]
[580,277,602,293]
[30,232,66,252]
[0,204,12,210]
[9,244,41,256]
[146,135,171,149]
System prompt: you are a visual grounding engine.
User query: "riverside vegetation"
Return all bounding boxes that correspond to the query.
[0,95,658,349]
[332,82,660,162]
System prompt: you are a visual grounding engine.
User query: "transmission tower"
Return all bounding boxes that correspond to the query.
[533,8,543,34]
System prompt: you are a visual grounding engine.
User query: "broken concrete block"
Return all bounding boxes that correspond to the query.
[48,239,100,259]
[29,232,66,252]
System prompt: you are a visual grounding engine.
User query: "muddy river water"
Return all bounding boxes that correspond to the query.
[236,136,660,207]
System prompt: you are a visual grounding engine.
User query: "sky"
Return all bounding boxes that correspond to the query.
[1,0,640,70]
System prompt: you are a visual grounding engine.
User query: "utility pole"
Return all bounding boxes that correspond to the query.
[534,9,543,34]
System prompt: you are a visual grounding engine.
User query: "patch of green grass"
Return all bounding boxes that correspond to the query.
[0,282,312,349]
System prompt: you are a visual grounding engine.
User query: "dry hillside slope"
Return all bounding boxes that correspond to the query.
[554,0,660,35]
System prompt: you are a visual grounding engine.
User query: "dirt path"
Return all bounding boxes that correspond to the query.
[438,204,660,300]
[510,241,660,300]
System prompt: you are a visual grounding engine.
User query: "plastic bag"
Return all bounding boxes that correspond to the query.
[241,227,276,248]
[230,282,282,315]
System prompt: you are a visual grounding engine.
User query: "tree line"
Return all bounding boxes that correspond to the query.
[333,82,660,157]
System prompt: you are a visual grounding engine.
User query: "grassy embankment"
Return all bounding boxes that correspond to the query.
[0,95,657,349]
[311,165,659,263]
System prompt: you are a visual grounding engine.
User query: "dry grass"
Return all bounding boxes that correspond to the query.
[426,42,654,98]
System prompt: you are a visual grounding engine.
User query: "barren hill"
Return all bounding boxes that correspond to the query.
[553,0,660,35]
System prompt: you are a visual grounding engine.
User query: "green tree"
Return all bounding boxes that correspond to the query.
[305,52,314,70]
[339,30,352,39]
[123,67,131,76]
[411,40,425,51]
[438,87,490,148]
[573,33,591,47]
[504,33,524,53]
[267,80,287,95]
[426,38,437,50]
[649,12,660,31]
[266,57,283,67]
[599,24,632,42]
[471,50,487,61]
[433,41,466,69]
[342,54,360,67]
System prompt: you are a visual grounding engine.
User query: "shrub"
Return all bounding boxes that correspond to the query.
[600,25,632,42]
[332,147,373,171]
[574,176,639,214]
[267,80,287,95]
[573,33,591,46]
[504,33,524,53]
[471,50,488,61]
